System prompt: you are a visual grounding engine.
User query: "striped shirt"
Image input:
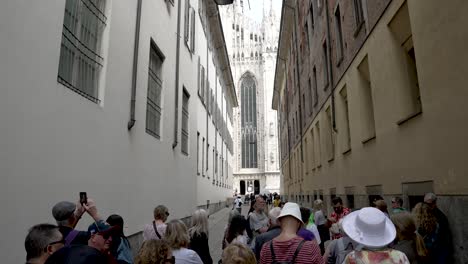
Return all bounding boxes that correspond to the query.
[260,236,324,264]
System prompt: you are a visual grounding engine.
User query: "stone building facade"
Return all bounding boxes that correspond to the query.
[273,0,468,262]
[220,0,281,195]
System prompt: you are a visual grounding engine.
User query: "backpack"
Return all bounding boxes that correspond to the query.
[269,239,306,264]
[327,238,354,264]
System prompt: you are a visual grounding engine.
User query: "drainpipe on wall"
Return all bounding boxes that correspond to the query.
[172,0,183,149]
[127,0,143,130]
[324,0,337,131]
[292,5,304,163]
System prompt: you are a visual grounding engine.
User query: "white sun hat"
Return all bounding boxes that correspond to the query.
[277,202,303,224]
[342,207,396,248]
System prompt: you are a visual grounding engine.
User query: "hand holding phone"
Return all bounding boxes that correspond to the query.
[80,192,87,205]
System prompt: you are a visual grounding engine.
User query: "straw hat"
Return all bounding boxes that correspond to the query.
[342,207,396,248]
[277,202,303,224]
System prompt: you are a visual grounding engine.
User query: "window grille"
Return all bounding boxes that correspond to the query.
[58,0,107,103]
[181,90,190,155]
[146,42,164,139]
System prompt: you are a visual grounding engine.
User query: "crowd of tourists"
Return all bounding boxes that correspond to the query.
[24,192,452,264]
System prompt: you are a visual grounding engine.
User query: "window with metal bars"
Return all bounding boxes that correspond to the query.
[146,41,165,139]
[58,0,107,103]
[181,89,190,155]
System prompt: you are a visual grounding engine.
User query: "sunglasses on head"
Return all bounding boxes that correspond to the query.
[166,256,175,264]
[165,212,170,216]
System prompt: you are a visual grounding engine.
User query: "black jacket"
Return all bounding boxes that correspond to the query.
[190,232,213,264]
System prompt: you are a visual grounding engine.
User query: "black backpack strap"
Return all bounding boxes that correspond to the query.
[291,240,306,263]
[269,240,277,263]
[152,221,162,239]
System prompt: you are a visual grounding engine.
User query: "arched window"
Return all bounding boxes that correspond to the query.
[255,52,258,58]
[241,74,257,168]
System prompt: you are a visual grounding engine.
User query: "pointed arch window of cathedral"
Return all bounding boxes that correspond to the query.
[255,35,258,42]
[241,53,244,60]
[250,52,253,58]
[241,75,258,168]
[250,33,253,40]
[255,52,258,58]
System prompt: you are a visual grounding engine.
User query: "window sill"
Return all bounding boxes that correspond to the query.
[397,110,422,126]
[342,148,351,155]
[361,135,376,145]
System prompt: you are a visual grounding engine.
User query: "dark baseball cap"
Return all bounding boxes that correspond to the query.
[88,221,120,237]
[52,201,76,221]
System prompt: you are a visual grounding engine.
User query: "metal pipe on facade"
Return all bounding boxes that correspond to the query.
[325,0,337,131]
[292,4,304,163]
[127,0,143,130]
[172,0,183,149]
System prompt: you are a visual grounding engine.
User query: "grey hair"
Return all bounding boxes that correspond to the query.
[268,207,282,226]
[25,224,62,261]
[188,209,209,237]
[313,199,323,210]
[424,193,437,203]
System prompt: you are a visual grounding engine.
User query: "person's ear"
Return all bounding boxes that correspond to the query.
[46,245,54,255]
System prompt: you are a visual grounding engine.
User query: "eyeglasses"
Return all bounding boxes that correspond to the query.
[44,239,65,252]
[165,256,175,264]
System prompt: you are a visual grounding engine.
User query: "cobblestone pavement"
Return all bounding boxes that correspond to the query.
[208,204,251,262]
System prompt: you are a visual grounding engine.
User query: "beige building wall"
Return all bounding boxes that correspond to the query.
[275,0,468,261]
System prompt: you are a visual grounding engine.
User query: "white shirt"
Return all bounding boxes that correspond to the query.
[234,198,242,208]
[172,248,203,264]
[314,210,326,226]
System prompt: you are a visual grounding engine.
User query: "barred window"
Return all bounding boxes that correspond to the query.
[146,41,164,139]
[58,0,107,103]
[181,89,190,155]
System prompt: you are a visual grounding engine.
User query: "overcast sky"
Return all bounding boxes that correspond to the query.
[243,0,282,23]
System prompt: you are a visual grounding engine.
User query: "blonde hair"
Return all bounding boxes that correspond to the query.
[391,212,428,257]
[188,209,209,237]
[135,239,170,264]
[412,202,438,234]
[222,243,256,264]
[375,200,388,214]
[165,220,190,249]
[313,199,323,210]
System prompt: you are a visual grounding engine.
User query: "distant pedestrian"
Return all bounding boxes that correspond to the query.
[375,199,390,217]
[297,207,316,242]
[413,202,444,264]
[329,197,351,240]
[391,212,428,264]
[341,207,409,264]
[106,214,133,264]
[222,210,240,250]
[165,219,203,264]
[134,239,173,264]
[313,199,329,254]
[143,205,169,241]
[424,192,453,263]
[249,196,269,238]
[259,202,323,264]
[391,196,406,214]
[233,196,243,214]
[52,198,103,246]
[253,207,282,261]
[222,243,256,264]
[25,224,64,264]
[188,209,212,264]
[273,195,281,208]
[226,215,249,245]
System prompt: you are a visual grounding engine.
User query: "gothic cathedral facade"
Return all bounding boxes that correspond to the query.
[221,0,280,195]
